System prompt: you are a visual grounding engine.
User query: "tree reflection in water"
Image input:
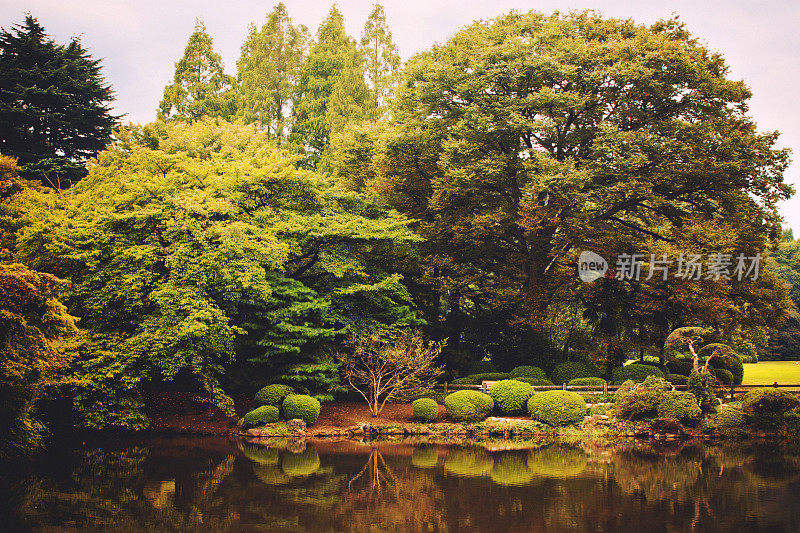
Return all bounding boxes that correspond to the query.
[4,438,800,531]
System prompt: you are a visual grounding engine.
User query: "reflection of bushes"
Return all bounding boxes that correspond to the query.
[490,453,535,486]
[743,446,800,488]
[443,448,493,477]
[411,447,439,468]
[241,443,279,465]
[526,445,588,478]
[254,465,290,485]
[281,447,320,477]
[613,450,701,501]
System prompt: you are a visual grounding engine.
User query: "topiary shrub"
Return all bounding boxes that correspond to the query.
[716,404,748,429]
[450,372,510,385]
[568,377,606,387]
[712,368,734,386]
[741,388,800,427]
[550,362,598,385]
[611,363,664,384]
[412,398,439,422]
[515,377,555,386]
[282,394,321,425]
[488,380,535,414]
[666,359,694,376]
[241,405,280,428]
[254,384,294,407]
[508,366,547,380]
[616,387,666,420]
[666,373,688,386]
[657,391,702,424]
[702,343,744,385]
[527,390,587,427]
[687,371,718,412]
[444,390,494,422]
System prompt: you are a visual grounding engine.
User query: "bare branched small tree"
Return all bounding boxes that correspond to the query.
[339,330,444,417]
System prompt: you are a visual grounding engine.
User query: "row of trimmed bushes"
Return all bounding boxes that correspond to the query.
[242,384,322,428]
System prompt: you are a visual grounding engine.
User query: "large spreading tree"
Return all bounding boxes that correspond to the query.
[0,15,117,188]
[334,11,792,368]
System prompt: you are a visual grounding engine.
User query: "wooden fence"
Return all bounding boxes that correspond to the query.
[435,381,800,399]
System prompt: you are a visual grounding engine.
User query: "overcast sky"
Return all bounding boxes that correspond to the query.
[4,0,798,233]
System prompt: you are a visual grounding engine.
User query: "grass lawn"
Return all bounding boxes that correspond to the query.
[742,361,800,385]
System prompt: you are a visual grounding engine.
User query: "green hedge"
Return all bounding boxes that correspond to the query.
[568,377,606,386]
[412,398,439,422]
[514,377,554,386]
[550,362,599,385]
[611,363,664,384]
[488,380,534,415]
[657,391,702,424]
[508,366,547,380]
[450,372,510,385]
[665,359,694,376]
[527,390,586,427]
[241,405,280,428]
[254,384,294,407]
[282,394,321,425]
[666,373,688,386]
[741,388,800,426]
[444,390,494,422]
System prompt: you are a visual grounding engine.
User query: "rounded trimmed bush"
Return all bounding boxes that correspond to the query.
[282,394,321,425]
[611,363,664,384]
[657,391,702,424]
[741,388,800,426]
[514,377,554,386]
[616,387,666,420]
[412,398,439,422]
[666,373,688,386]
[666,359,694,376]
[716,404,747,429]
[281,447,320,477]
[444,390,494,422]
[550,361,598,385]
[241,405,280,428]
[488,380,534,414]
[254,384,294,407]
[527,390,586,427]
[703,343,744,385]
[508,366,547,380]
[451,372,510,385]
[568,377,606,387]
[712,368,734,386]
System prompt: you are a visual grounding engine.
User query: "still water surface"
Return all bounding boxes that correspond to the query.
[3,436,800,532]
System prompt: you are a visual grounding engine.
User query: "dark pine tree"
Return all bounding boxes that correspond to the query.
[0,15,117,188]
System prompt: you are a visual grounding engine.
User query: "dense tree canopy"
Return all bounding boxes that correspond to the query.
[12,118,421,428]
[334,11,792,368]
[0,15,117,187]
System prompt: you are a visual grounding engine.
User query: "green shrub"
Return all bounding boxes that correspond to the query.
[488,380,535,414]
[716,404,748,429]
[568,377,606,387]
[712,368,734,386]
[282,394,321,425]
[254,384,294,407]
[613,380,636,404]
[741,388,800,426]
[616,387,666,420]
[611,364,664,384]
[666,373,688,386]
[687,371,718,412]
[450,372,510,385]
[657,391,702,424]
[515,377,555,386]
[508,366,547,380]
[241,405,280,428]
[412,398,439,422]
[550,362,598,385]
[527,390,587,427]
[412,390,447,404]
[444,390,494,422]
[666,359,694,376]
[703,343,744,385]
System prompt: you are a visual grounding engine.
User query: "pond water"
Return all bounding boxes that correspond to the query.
[3,436,800,532]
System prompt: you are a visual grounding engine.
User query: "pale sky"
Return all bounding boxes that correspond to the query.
[4,0,799,233]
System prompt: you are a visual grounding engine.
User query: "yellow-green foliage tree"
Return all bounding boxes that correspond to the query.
[13,118,421,429]
[0,262,76,456]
